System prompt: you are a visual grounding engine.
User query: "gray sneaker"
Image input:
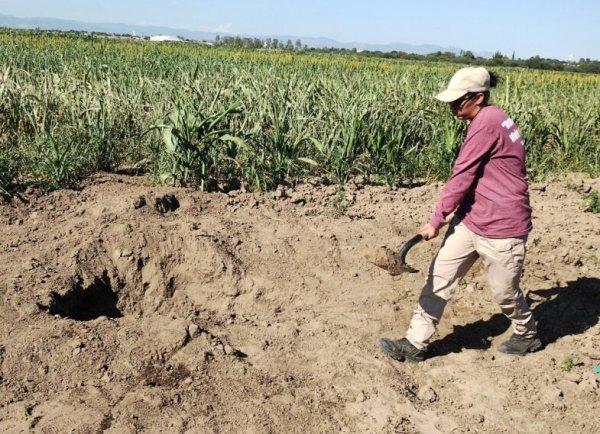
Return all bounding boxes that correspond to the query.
[498,334,542,355]
[378,337,426,363]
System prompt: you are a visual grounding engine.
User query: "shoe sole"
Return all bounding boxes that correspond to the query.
[498,339,543,356]
[378,339,424,363]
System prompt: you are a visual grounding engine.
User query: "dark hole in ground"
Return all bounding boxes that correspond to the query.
[40,272,123,321]
[155,194,180,213]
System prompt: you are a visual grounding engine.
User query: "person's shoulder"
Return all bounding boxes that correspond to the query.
[473,105,509,129]
[479,105,507,121]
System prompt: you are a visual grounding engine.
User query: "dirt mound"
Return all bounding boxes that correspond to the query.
[365,246,420,275]
[1,173,599,433]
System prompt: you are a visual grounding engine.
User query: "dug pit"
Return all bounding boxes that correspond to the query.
[40,272,123,321]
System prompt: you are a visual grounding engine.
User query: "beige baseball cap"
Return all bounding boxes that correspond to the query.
[435,67,490,102]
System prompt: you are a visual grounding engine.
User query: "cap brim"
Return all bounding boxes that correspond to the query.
[435,89,468,102]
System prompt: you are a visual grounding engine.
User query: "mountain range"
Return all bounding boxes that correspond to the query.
[0,13,491,57]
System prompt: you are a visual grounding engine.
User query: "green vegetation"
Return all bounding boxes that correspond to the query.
[585,190,600,213]
[214,35,600,75]
[0,30,599,191]
[560,355,582,372]
[331,186,350,218]
[0,146,20,192]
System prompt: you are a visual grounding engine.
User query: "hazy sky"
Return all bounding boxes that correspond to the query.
[1,0,598,60]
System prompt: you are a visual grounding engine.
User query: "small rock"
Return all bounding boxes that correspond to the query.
[324,186,337,197]
[70,339,84,349]
[356,391,367,403]
[188,324,200,337]
[289,194,306,205]
[353,175,366,187]
[272,187,287,200]
[417,386,438,403]
[204,351,214,361]
[530,183,547,192]
[101,373,111,383]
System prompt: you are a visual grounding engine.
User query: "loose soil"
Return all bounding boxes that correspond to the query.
[1,173,599,433]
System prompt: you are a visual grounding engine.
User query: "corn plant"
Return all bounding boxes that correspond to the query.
[0,29,598,191]
[0,146,19,192]
[149,100,241,189]
[27,127,91,189]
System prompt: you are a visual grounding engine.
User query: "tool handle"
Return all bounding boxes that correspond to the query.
[398,234,423,264]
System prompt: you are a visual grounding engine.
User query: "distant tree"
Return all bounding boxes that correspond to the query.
[524,55,543,69]
[460,50,475,60]
[490,50,507,66]
[295,39,302,50]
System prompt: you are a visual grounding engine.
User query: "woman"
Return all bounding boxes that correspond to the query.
[379,66,542,362]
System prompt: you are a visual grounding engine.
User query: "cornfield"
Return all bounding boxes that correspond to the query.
[0,30,599,191]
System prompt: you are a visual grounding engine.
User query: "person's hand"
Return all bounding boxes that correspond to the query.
[419,223,439,241]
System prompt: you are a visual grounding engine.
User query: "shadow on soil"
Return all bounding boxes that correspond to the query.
[427,314,510,357]
[427,277,600,358]
[531,277,600,345]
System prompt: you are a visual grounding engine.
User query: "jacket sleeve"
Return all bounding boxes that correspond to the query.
[429,127,498,229]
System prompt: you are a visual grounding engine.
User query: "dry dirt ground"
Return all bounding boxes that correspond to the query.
[0,173,599,433]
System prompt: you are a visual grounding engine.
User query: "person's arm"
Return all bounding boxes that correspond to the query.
[426,127,498,234]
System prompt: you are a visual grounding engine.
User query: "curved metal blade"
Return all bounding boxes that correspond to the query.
[396,234,423,273]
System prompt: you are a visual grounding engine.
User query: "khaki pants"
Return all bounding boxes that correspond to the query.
[406,219,537,351]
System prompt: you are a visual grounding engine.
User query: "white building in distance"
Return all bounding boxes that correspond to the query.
[149,35,183,42]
